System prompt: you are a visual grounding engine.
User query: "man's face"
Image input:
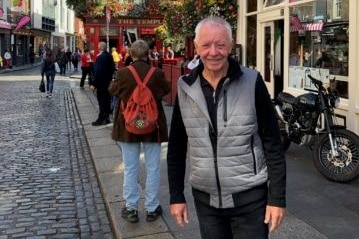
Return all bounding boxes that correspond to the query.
[194,24,233,73]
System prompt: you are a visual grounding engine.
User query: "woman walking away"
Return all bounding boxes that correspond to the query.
[43,49,57,98]
[108,39,170,223]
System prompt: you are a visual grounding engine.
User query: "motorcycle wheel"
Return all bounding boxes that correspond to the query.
[278,120,291,151]
[312,128,359,183]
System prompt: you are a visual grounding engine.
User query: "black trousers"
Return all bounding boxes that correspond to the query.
[193,192,268,239]
[96,88,111,121]
[80,66,92,87]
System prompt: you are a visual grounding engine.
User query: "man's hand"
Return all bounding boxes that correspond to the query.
[264,205,285,233]
[90,85,96,92]
[170,203,189,227]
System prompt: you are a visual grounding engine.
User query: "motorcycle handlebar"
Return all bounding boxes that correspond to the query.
[307,75,323,89]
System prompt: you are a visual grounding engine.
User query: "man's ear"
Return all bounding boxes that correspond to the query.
[229,40,234,52]
[193,40,198,50]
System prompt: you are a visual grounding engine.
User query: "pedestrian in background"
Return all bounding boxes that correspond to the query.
[124,50,133,66]
[72,48,81,71]
[166,16,286,239]
[165,45,174,60]
[149,46,160,67]
[186,52,200,70]
[40,43,49,80]
[80,49,93,88]
[4,49,12,68]
[43,49,57,98]
[29,47,35,66]
[108,39,170,223]
[56,48,67,75]
[90,42,114,126]
[111,47,122,70]
[89,49,96,84]
[65,48,72,70]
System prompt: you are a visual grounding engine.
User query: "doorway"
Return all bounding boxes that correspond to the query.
[261,20,284,99]
[99,38,119,52]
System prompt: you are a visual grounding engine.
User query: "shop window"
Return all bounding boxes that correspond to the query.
[125,28,138,45]
[100,27,119,37]
[288,0,349,98]
[288,0,306,3]
[16,42,23,56]
[264,0,284,7]
[246,15,257,68]
[333,0,342,19]
[61,7,65,29]
[247,0,258,12]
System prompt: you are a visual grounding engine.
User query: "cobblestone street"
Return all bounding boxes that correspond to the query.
[0,75,114,238]
[2,66,359,239]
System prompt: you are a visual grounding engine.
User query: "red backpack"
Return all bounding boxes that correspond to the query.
[121,66,158,135]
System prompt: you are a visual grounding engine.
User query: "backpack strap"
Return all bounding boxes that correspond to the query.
[128,65,156,86]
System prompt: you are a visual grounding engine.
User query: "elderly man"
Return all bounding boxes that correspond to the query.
[167,16,286,239]
[91,42,115,126]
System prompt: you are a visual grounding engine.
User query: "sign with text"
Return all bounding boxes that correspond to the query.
[289,66,330,90]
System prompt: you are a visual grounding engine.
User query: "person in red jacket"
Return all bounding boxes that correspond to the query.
[80,49,93,88]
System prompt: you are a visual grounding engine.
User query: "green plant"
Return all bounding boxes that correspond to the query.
[161,0,238,38]
[67,0,163,19]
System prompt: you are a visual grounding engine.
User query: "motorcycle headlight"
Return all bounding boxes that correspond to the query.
[330,96,340,108]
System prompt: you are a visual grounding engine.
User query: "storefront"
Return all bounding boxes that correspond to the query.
[32,28,51,56]
[83,17,163,57]
[237,0,359,133]
[12,28,32,66]
[0,20,11,56]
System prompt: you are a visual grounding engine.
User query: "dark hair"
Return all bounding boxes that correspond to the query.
[46,50,56,62]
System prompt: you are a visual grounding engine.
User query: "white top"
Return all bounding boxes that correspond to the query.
[4,52,11,60]
[187,57,200,70]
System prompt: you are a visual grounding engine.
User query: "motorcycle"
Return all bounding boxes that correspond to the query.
[273,74,359,183]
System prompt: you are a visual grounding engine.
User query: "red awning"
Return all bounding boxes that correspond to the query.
[291,23,324,32]
[0,20,11,29]
[141,28,155,35]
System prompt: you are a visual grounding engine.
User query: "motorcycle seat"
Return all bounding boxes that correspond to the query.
[277,92,297,105]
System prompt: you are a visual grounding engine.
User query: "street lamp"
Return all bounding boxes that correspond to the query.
[105,3,111,52]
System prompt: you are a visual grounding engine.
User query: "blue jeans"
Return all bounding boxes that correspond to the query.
[45,70,56,94]
[119,142,161,212]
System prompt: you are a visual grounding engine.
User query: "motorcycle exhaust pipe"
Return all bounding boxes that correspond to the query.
[274,105,288,124]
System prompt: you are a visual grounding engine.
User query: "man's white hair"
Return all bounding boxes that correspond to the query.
[98,41,107,51]
[194,16,233,43]
[130,39,149,61]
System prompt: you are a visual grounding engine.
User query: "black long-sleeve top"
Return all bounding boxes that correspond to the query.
[167,59,286,208]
